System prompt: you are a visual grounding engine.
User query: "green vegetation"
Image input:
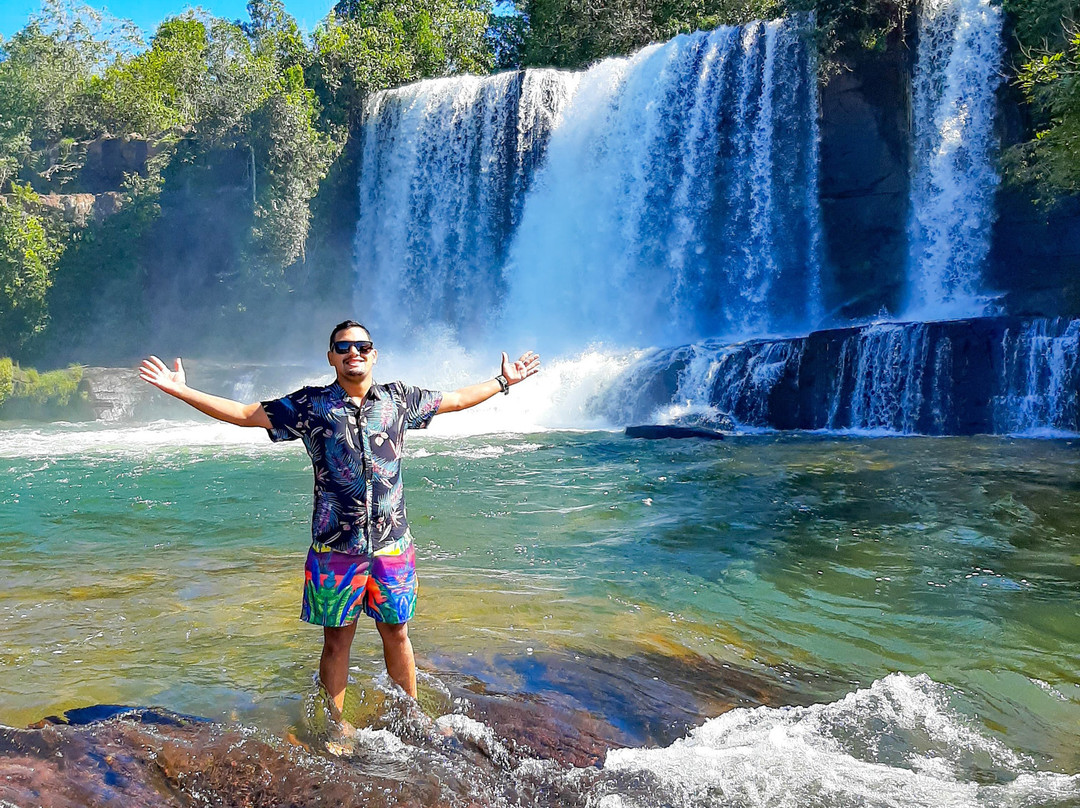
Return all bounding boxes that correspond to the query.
[1004,0,1080,200]
[0,0,493,364]
[0,356,87,419]
[0,183,64,351]
[0,357,12,402]
[509,0,781,68]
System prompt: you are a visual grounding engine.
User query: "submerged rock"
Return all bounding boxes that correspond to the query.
[625,425,725,440]
[0,649,801,807]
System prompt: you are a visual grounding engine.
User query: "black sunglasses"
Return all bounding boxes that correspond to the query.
[332,340,374,355]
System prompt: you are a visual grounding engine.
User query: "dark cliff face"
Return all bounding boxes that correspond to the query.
[989,190,1080,318]
[818,48,911,324]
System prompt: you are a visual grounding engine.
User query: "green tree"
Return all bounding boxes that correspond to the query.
[248,68,342,271]
[312,0,492,126]
[1007,25,1080,196]
[509,0,780,68]
[83,17,210,134]
[0,185,63,350]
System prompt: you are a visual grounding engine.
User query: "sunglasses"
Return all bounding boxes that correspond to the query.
[332,340,375,355]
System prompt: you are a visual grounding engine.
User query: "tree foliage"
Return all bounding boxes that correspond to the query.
[83,18,210,134]
[510,0,781,68]
[311,0,492,127]
[1007,23,1080,197]
[0,185,64,351]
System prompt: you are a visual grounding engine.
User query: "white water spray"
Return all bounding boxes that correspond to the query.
[905,0,1003,319]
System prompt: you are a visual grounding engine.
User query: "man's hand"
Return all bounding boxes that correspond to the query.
[140,356,187,395]
[501,350,541,386]
[137,354,270,427]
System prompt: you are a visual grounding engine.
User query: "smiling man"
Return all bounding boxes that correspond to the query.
[140,320,540,717]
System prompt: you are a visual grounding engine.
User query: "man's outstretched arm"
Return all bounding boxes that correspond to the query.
[437,351,541,414]
[140,355,272,428]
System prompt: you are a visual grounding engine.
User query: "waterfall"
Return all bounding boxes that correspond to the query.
[993,319,1080,434]
[843,323,952,434]
[355,71,571,340]
[904,0,1003,319]
[348,11,1062,439]
[355,16,823,350]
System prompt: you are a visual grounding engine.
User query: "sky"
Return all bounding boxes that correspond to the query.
[1,0,339,40]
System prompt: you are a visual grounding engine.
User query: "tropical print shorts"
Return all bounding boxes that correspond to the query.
[301,543,417,626]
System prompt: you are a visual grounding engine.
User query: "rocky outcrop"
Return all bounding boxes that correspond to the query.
[818,51,911,321]
[621,317,1080,435]
[78,134,167,193]
[33,192,123,226]
[989,190,1080,318]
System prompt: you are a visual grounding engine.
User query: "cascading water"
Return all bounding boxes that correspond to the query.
[904,0,1003,319]
[349,8,1079,437]
[993,319,1080,435]
[355,71,571,339]
[355,17,824,350]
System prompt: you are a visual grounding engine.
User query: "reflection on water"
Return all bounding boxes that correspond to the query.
[1,425,1079,804]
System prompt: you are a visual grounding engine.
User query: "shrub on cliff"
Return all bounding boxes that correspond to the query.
[0,358,88,419]
[0,357,13,405]
[1006,20,1080,200]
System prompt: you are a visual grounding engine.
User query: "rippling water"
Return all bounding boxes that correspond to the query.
[1,421,1079,805]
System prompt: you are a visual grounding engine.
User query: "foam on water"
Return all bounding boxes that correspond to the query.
[376,337,646,435]
[0,420,268,458]
[600,674,1080,808]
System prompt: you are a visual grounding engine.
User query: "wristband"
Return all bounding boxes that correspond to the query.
[496,374,510,395]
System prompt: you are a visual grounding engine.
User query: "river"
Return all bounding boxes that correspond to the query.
[2,415,1078,806]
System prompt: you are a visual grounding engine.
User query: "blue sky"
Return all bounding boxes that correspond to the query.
[1,0,338,41]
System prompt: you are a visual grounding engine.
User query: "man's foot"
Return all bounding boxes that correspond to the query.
[324,718,357,757]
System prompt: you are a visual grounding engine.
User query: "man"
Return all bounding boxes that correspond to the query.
[140,320,540,718]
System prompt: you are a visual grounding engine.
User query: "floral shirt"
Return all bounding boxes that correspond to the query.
[261,381,442,556]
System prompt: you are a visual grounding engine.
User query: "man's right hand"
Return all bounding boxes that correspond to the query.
[140,355,187,395]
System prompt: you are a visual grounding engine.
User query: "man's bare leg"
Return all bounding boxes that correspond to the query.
[376,621,417,699]
[321,622,358,719]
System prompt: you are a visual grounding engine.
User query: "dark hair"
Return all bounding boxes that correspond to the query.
[329,320,371,347]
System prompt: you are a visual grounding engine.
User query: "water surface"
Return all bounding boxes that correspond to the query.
[1,423,1078,804]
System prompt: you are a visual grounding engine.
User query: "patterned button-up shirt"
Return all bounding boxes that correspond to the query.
[261,381,442,556]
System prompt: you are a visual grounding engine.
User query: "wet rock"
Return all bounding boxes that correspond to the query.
[630,315,1080,435]
[430,648,794,767]
[818,51,911,321]
[625,425,725,440]
[0,710,444,808]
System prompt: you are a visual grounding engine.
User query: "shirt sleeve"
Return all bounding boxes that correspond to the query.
[401,385,443,430]
[260,390,308,442]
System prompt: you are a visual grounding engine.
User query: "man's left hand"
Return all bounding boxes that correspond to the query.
[502,351,541,385]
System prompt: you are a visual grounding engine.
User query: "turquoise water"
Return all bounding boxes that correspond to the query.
[2,421,1079,802]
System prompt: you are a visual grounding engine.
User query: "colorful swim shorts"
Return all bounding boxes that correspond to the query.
[301,542,417,626]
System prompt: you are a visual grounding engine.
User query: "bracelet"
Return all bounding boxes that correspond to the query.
[495,374,510,395]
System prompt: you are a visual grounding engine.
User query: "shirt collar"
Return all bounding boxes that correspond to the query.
[329,380,384,405]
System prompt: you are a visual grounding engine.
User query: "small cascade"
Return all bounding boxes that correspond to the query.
[993,319,1080,434]
[355,16,823,349]
[79,367,148,422]
[844,323,951,434]
[612,318,1080,436]
[692,341,803,428]
[904,0,1003,318]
